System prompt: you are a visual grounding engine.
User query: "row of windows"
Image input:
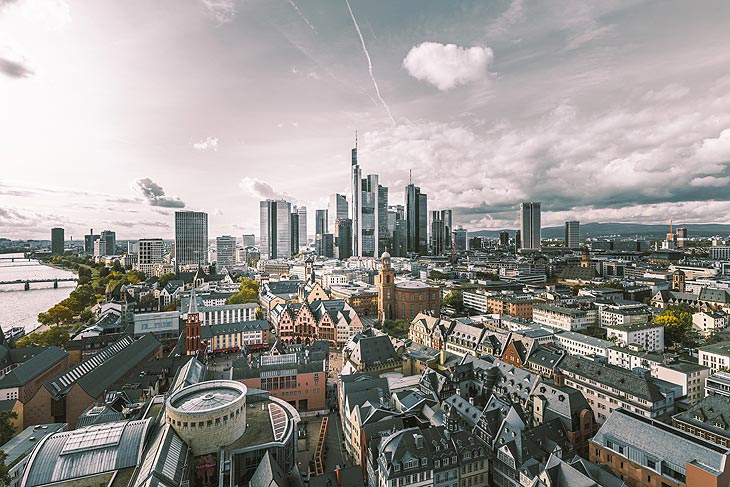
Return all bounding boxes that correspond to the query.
[168,405,243,428]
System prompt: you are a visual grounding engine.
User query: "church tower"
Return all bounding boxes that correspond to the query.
[376,248,395,322]
[186,284,202,356]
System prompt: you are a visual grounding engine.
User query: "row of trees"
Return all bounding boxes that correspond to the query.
[15,327,70,349]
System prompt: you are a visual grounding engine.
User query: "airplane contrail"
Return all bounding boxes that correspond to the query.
[286,0,317,34]
[344,0,395,126]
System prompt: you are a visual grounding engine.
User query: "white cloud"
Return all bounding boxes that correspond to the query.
[695,129,730,165]
[239,177,292,201]
[690,176,730,187]
[193,136,219,152]
[643,84,690,102]
[402,42,494,91]
[200,0,236,24]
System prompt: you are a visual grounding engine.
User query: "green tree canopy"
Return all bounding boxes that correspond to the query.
[226,278,259,305]
[654,305,693,348]
[16,328,70,349]
[38,304,74,327]
[0,410,18,444]
[443,290,464,313]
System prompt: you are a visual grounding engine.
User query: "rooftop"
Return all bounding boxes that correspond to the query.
[0,423,68,468]
[167,380,246,414]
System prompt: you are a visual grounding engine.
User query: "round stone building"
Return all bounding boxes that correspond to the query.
[166,380,247,455]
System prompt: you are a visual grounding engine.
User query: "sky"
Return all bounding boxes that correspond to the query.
[1,0,730,240]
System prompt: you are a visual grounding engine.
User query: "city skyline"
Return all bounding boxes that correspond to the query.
[2,0,730,240]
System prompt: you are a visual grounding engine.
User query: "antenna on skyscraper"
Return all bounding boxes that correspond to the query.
[409,169,412,184]
[355,130,358,150]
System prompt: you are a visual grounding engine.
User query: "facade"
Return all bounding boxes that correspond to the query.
[599,304,650,328]
[198,303,258,326]
[242,234,256,247]
[100,230,116,256]
[202,320,270,352]
[699,342,730,372]
[83,229,99,254]
[259,200,291,260]
[315,209,328,235]
[672,394,730,448]
[606,322,664,352]
[553,330,612,357]
[328,193,348,233]
[590,408,730,487]
[533,304,595,331]
[692,311,727,337]
[315,233,334,258]
[216,235,236,269]
[137,238,163,276]
[175,210,209,265]
[429,210,452,255]
[376,251,441,322]
[453,228,467,252]
[708,246,730,260]
[358,174,388,257]
[557,355,675,424]
[290,211,299,256]
[406,183,428,255]
[50,228,64,255]
[519,202,541,250]
[296,205,307,248]
[335,218,353,260]
[564,220,580,249]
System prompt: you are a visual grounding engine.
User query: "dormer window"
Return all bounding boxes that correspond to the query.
[394,464,400,472]
[435,460,440,468]
[422,458,427,466]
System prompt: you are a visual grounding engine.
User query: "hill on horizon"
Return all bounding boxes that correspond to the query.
[469,222,730,239]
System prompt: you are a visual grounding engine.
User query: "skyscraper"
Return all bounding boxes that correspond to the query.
[296,206,307,248]
[259,200,291,259]
[453,228,467,252]
[351,142,361,257]
[216,235,236,269]
[430,211,445,255]
[441,209,453,251]
[242,234,256,247]
[405,183,428,255]
[519,202,542,251]
[328,194,348,233]
[315,209,328,235]
[334,218,352,260]
[100,230,116,256]
[175,211,209,265]
[138,238,163,276]
[564,221,580,249]
[51,227,64,255]
[315,233,334,258]
[499,231,509,247]
[84,229,99,254]
[290,211,299,256]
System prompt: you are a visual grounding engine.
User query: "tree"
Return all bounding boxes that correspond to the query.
[443,290,464,313]
[475,271,500,281]
[429,271,450,280]
[126,269,146,284]
[226,278,259,304]
[15,328,70,349]
[0,450,10,486]
[158,273,178,288]
[654,305,693,348]
[0,410,17,444]
[38,304,74,327]
[382,319,410,338]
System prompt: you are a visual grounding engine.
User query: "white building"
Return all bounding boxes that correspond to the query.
[599,305,650,329]
[605,322,664,352]
[462,289,491,314]
[553,331,612,358]
[692,311,727,337]
[699,342,730,372]
[532,304,596,331]
[198,303,259,326]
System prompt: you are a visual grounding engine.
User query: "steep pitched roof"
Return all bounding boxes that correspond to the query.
[0,347,67,388]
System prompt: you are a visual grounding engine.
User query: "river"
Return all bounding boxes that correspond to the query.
[0,252,77,334]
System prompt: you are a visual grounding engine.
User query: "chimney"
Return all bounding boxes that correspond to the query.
[469,396,474,406]
[414,433,424,449]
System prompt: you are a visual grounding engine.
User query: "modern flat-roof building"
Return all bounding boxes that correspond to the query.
[175,210,209,265]
[259,200,291,260]
[533,304,596,331]
[590,408,730,487]
[606,322,664,352]
[50,228,64,255]
[564,220,580,249]
[699,342,730,372]
[520,202,541,250]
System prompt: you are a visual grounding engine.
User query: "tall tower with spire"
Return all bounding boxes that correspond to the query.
[351,132,361,257]
[186,284,202,356]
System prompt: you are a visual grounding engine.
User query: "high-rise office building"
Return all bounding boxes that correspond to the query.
[296,206,307,248]
[430,211,446,255]
[406,183,428,255]
[290,212,300,256]
[127,241,139,255]
[315,209,328,235]
[84,229,99,254]
[328,194,348,233]
[453,228,467,252]
[499,231,509,247]
[242,234,256,248]
[388,205,406,257]
[564,221,580,249]
[334,218,353,260]
[441,209,453,251]
[100,230,116,256]
[519,202,542,251]
[515,230,521,252]
[51,227,64,255]
[676,226,688,248]
[315,233,334,258]
[259,200,291,260]
[137,238,163,275]
[351,143,361,257]
[377,185,390,256]
[216,235,236,269]
[175,211,209,265]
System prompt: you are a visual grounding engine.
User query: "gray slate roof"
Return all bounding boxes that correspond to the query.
[0,347,67,388]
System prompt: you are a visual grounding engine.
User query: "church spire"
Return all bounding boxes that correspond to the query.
[188,281,199,315]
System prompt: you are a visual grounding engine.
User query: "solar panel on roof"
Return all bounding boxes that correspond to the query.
[268,403,288,442]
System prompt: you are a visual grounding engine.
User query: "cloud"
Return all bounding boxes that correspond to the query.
[239,177,291,201]
[695,129,730,165]
[200,0,236,24]
[643,84,690,103]
[403,42,494,91]
[134,178,186,208]
[0,56,33,78]
[193,136,219,151]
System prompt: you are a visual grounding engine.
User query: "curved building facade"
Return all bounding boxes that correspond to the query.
[166,380,247,455]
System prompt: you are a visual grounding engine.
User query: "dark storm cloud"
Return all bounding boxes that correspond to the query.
[134,178,186,208]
